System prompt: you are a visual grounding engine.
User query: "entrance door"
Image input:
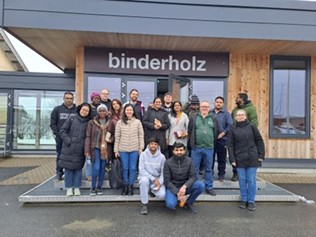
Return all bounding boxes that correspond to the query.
[0,90,12,157]
[168,74,190,104]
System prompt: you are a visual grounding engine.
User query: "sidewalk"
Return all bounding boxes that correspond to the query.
[1,157,316,185]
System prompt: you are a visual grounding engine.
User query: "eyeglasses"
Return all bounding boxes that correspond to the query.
[236,114,246,116]
[200,106,210,108]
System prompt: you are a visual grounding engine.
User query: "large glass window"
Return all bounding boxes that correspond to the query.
[13,90,67,150]
[87,76,121,101]
[270,56,310,138]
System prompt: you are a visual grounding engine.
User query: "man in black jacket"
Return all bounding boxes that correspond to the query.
[164,143,205,214]
[50,92,77,180]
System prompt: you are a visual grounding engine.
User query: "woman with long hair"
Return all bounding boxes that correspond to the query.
[114,104,144,195]
[167,101,189,157]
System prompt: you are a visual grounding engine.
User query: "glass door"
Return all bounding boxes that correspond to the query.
[168,74,191,104]
[0,90,12,157]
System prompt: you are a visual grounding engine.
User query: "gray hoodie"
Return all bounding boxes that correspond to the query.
[138,146,166,185]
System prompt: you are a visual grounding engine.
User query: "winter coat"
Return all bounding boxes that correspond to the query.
[228,120,265,168]
[58,114,90,170]
[163,155,196,195]
[84,116,110,162]
[231,100,258,127]
[114,117,144,152]
[138,146,166,185]
[50,103,77,142]
[142,108,170,151]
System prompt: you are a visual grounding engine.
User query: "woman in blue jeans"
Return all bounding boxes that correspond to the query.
[84,104,110,196]
[228,109,265,211]
[114,104,144,195]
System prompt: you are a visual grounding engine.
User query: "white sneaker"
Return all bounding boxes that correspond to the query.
[74,188,81,196]
[66,188,73,197]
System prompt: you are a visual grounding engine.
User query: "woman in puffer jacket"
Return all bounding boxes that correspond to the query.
[59,102,92,197]
[228,109,265,211]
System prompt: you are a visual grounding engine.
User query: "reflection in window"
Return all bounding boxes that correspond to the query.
[87,76,121,101]
[192,80,224,107]
[270,57,310,138]
[13,90,66,150]
[127,81,156,109]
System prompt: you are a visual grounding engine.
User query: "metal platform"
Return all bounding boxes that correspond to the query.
[18,176,300,203]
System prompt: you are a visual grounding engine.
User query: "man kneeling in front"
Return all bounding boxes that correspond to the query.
[138,137,166,215]
[164,142,205,214]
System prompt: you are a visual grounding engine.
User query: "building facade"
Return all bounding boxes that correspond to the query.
[0,0,316,158]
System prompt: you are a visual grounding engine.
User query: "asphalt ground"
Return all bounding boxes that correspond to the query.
[1,157,316,237]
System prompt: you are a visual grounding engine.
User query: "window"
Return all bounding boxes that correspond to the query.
[270,56,310,138]
[13,90,68,150]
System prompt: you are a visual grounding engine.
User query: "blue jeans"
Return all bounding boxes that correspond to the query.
[119,151,138,185]
[237,167,257,203]
[64,168,82,188]
[165,181,205,209]
[92,148,106,189]
[213,142,227,177]
[191,147,214,190]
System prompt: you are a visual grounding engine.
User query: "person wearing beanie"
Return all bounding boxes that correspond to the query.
[230,93,259,182]
[183,94,200,119]
[90,92,101,118]
[85,103,110,196]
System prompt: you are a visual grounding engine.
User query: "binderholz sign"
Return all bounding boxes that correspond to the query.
[85,47,229,77]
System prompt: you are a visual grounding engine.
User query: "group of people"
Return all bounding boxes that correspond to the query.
[50,89,265,214]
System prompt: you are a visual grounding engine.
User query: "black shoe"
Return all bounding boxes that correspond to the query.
[205,189,216,196]
[129,185,134,196]
[239,201,247,209]
[248,202,256,211]
[121,185,128,196]
[185,203,197,214]
[199,169,204,176]
[148,190,156,198]
[231,173,238,182]
[96,187,103,195]
[90,188,97,196]
[219,175,224,182]
[56,172,63,181]
[140,204,148,215]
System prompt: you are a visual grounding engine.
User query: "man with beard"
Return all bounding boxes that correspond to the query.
[211,96,233,182]
[164,143,205,214]
[50,91,77,180]
[124,89,145,121]
[230,93,258,181]
[138,137,166,215]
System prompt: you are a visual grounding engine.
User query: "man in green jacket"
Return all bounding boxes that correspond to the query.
[230,93,259,181]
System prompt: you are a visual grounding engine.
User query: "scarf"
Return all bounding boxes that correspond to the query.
[93,119,109,160]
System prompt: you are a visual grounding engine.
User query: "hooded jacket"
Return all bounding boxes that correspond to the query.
[138,146,166,185]
[58,114,90,170]
[231,100,258,127]
[228,120,265,168]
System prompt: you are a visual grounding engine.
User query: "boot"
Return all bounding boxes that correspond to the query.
[121,185,128,195]
[129,185,134,196]
[231,173,238,182]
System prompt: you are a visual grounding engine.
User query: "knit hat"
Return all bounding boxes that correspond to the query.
[190,95,200,105]
[238,93,248,103]
[97,104,108,112]
[90,92,101,101]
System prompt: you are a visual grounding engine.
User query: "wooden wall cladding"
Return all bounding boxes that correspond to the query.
[75,47,84,104]
[228,54,316,159]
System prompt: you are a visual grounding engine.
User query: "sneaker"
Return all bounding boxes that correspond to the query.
[231,173,238,182]
[239,201,248,209]
[205,189,216,196]
[140,204,148,215]
[66,188,73,197]
[185,203,198,214]
[74,188,81,196]
[248,202,256,211]
[90,188,97,196]
[96,187,103,195]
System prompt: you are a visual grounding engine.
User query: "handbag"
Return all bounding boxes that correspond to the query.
[109,158,123,189]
